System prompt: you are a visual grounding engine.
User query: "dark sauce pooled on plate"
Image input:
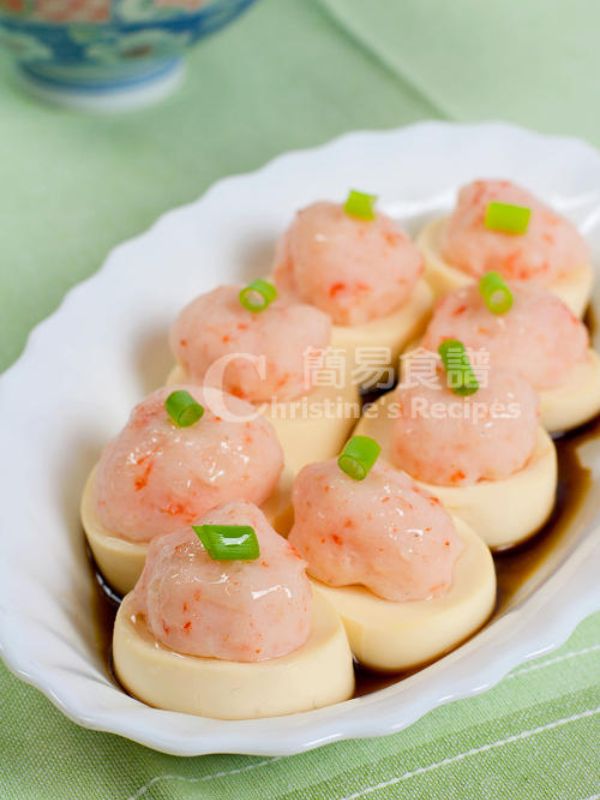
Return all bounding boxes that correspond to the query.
[90,407,600,700]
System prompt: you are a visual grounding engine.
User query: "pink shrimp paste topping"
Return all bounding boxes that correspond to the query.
[131,502,312,662]
[390,361,539,486]
[422,283,589,390]
[94,386,283,543]
[274,201,423,326]
[441,179,589,282]
[288,459,463,602]
[170,285,332,402]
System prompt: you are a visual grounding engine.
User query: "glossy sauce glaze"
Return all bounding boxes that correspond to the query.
[89,406,600,700]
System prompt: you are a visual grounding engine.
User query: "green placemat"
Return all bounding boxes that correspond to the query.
[1,0,599,797]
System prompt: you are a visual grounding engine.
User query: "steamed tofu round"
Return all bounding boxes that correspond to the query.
[272,200,434,377]
[421,283,600,433]
[114,589,354,719]
[130,503,312,661]
[355,391,557,549]
[113,503,354,718]
[312,518,495,671]
[286,458,494,671]
[82,386,286,594]
[417,179,593,317]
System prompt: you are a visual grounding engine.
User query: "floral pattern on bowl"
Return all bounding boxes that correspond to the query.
[0,0,259,105]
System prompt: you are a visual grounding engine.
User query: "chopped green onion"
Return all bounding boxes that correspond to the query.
[479,271,513,314]
[239,279,277,312]
[344,189,377,221]
[193,524,260,561]
[484,201,531,235]
[337,435,381,481]
[165,390,204,428]
[438,339,479,396]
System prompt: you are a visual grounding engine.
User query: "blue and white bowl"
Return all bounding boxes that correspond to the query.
[0,0,258,109]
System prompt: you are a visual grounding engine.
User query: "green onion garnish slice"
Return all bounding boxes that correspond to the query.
[344,189,377,221]
[484,201,531,235]
[193,524,260,561]
[337,435,381,481]
[239,279,277,312]
[165,390,204,428]
[438,339,479,396]
[479,271,513,314]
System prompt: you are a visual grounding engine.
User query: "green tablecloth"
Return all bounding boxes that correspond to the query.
[1,1,599,797]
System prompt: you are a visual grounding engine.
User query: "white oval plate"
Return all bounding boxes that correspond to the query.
[1,122,600,757]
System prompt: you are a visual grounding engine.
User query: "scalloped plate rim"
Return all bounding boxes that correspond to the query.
[1,120,599,756]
